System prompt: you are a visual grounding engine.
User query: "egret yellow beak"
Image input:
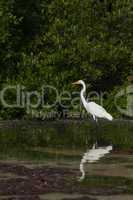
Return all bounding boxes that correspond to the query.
[72,81,80,85]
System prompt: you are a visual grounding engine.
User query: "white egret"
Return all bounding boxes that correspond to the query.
[72,80,113,122]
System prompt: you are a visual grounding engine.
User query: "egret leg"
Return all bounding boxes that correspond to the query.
[94,116,99,147]
[93,115,96,121]
[91,115,98,147]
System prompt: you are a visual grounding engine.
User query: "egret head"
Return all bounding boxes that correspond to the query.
[72,80,84,85]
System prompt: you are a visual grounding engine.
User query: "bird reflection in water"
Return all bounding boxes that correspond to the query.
[79,144,113,181]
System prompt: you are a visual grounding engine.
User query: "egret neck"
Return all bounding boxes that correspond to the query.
[80,81,87,107]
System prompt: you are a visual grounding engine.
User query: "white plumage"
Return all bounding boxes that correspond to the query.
[73,80,113,121]
[85,102,113,121]
[79,144,113,180]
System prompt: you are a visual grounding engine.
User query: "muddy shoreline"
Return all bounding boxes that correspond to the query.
[0,162,132,200]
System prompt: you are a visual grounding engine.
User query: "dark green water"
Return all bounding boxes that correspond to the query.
[0,120,133,161]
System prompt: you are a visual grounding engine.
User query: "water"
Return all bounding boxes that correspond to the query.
[79,144,113,180]
[0,119,133,199]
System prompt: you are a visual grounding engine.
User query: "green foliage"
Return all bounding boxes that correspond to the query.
[0,0,133,118]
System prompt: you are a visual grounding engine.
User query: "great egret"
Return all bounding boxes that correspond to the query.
[72,80,113,121]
